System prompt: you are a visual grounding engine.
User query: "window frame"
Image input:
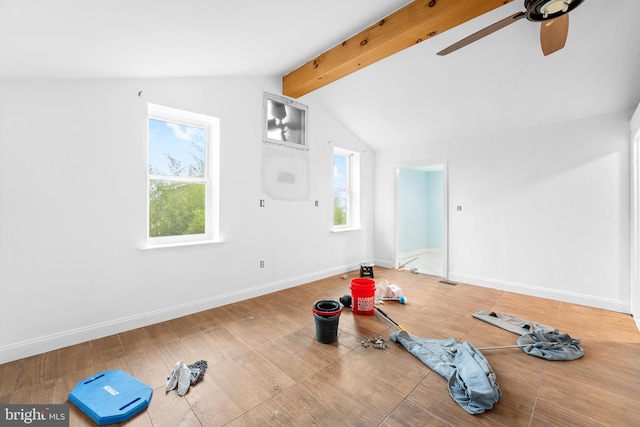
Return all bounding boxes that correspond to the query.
[332,147,361,231]
[146,103,220,247]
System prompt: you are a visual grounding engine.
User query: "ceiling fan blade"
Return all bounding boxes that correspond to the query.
[437,12,526,56]
[540,13,569,56]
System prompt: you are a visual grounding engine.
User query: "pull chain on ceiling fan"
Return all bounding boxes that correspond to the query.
[437,0,586,56]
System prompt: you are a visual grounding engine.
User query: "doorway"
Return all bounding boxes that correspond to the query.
[395,161,448,277]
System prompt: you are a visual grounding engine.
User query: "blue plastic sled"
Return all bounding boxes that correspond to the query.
[68,370,152,425]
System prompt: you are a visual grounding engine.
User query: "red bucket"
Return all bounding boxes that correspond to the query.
[350,278,376,315]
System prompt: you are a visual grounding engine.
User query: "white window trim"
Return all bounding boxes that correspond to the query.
[144,103,221,249]
[332,147,361,232]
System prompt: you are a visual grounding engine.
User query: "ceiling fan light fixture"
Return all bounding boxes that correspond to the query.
[540,0,569,18]
[525,0,585,22]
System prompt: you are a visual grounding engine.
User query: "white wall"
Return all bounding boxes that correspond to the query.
[374,111,632,313]
[0,77,375,363]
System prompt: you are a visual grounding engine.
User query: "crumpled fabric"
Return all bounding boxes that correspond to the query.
[166,360,208,396]
[473,310,584,361]
[472,310,555,335]
[166,361,192,396]
[390,331,501,414]
[517,330,584,361]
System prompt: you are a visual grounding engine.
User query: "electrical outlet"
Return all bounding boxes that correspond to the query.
[260,260,265,268]
[260,199,265,207]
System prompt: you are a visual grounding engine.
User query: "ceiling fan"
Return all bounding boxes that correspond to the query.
[437,0,586,56]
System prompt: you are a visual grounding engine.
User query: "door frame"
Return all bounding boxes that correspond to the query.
[395,158,448,278]
[631,130,640,329]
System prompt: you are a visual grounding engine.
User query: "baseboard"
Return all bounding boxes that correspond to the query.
[399,247,443,257]
[374,258,396,270]
[0,263,363,364]
[449,272,631,314]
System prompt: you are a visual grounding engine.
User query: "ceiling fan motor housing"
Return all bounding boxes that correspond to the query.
[524,0,585,22]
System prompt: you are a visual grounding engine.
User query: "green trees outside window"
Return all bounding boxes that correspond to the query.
[333,153,348,226]
[148,115,208,239]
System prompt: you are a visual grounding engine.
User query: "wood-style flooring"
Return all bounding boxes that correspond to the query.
[1,268,639,426]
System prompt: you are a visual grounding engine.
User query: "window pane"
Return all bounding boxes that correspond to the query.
[149,180,206,237]
[334,189,348,225]
[333,154,347,189]
[148,118,206,177]
[333,153,348,226]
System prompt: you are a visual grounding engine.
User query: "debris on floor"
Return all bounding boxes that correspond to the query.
[360,337,389,350]
[166,360,208,396]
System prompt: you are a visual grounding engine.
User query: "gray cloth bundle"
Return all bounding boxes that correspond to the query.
[473,310,584,361]
[516,329,584,360]
[390,331,501,414]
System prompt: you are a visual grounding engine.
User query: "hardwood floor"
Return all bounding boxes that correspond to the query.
[1,268,639,426]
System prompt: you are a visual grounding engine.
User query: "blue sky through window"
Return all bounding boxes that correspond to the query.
[149,118,206,177]
[334,154,346,189]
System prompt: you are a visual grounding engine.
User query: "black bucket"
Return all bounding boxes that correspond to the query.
[312,300,342,344]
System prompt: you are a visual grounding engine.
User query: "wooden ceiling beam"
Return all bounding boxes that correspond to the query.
[283,0,513,98]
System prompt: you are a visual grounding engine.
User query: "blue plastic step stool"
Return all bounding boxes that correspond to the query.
[68,370,152,425]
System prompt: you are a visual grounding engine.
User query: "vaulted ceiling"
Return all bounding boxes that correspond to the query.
[2,0,639,151]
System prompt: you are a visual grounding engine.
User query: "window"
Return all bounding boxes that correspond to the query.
[333,147,360,230]
[147,103,220,246]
